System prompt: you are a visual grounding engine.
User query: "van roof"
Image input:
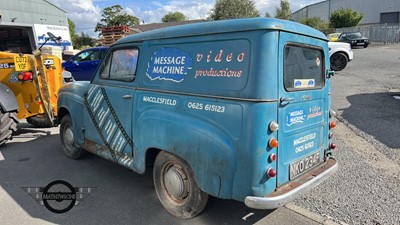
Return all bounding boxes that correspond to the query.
[116,18,328,44]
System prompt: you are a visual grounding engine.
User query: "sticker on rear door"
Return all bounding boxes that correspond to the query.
[286,109,306,126]
[294,79,315,88]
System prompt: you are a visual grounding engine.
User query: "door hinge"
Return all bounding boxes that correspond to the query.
[326,70,335,79]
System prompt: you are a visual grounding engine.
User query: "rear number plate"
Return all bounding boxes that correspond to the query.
[290,152,320,180]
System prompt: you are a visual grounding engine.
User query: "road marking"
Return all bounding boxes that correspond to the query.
[242,212,255,220]
[0,151,4,161]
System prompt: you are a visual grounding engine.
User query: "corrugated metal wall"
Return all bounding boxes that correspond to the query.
[292,0,400,25]
[0,0,67,26]
[306,1,330,21]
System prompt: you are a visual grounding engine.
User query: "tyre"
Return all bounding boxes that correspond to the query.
[0,111,17,146]
[330,52,348,71]
[59,114,85,159]
[153,151,208,219]
[27,116,53,128]
[364,44,369,48]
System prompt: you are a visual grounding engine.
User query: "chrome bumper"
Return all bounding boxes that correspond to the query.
[245,158,338,209]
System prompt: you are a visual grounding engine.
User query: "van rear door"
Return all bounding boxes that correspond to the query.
[277,32,329,186]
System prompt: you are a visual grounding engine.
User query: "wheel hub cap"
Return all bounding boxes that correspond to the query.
[65,128,74,147]
[164,166,186,198]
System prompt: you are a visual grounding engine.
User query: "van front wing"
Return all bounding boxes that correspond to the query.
[245,158,338,209]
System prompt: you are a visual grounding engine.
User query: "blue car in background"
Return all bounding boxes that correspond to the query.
[62,46,108,81]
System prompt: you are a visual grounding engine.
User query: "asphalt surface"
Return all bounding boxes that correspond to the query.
[0,123,339,225]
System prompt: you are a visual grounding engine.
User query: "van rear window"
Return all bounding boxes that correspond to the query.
[283,45,324,91]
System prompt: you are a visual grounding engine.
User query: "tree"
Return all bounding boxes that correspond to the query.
[95,5,139,32]
[74,32,95,49]
[330,8,364,28]
[265,12,272,18]
[162,12,188,22]
[300,17,330,31]
[68,18,78,46]
[208,0,260,20]
[275,0,291,20]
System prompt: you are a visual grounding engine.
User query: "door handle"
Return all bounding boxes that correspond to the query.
[280,97,295,104]
[122,95,133,99]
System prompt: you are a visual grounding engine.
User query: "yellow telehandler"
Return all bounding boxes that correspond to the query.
[0,32,64,146]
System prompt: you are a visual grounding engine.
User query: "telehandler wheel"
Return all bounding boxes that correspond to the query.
[0,111,18,146]
[27,116,53,128]
[153,151,208,219]
[60,114,85,159]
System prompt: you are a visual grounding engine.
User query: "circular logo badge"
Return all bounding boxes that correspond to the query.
[42,180,76,213]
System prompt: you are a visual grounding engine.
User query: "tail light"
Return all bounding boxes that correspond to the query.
[329,121,336,129]
[267,168,277,178]
[268,138,279,148]
[18,72,33,81]
[269,153,277,162]
[329,133,334,139]
[269,121,279,132]
[330,143,336,150]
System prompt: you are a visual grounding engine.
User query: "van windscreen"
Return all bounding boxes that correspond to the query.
[283,45,324,91]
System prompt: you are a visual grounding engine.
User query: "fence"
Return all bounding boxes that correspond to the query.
[336,23,400,44]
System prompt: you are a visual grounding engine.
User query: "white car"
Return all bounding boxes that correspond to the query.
[328,42,353,71]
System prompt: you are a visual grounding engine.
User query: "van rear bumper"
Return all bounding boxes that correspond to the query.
[244,158,338,209]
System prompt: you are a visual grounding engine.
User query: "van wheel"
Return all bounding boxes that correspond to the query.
[153,151,208,219]
[60,114,85,159]
[330,52,348,71]
[0,111,18,146]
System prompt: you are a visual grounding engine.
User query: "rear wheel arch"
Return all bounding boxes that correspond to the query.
[57,107,70,125]
[145,147,161,168]
[332,51,349,60]
[136,112,235,198]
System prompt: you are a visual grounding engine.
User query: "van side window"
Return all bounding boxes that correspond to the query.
[283,45,324,91]
[100,49,138,82]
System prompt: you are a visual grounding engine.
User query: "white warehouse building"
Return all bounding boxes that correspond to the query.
[0,0,71,54]
[292,0,400,25]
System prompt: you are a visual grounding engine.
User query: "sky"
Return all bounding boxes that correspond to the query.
[48,0,324,37]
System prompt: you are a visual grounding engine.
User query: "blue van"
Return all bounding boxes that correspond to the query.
[57,18,338,218]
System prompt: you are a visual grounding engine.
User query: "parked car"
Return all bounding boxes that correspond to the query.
[327,32,341,42]
[62,46,108,81]
[337,32,370,48]
[328,42,353,71]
